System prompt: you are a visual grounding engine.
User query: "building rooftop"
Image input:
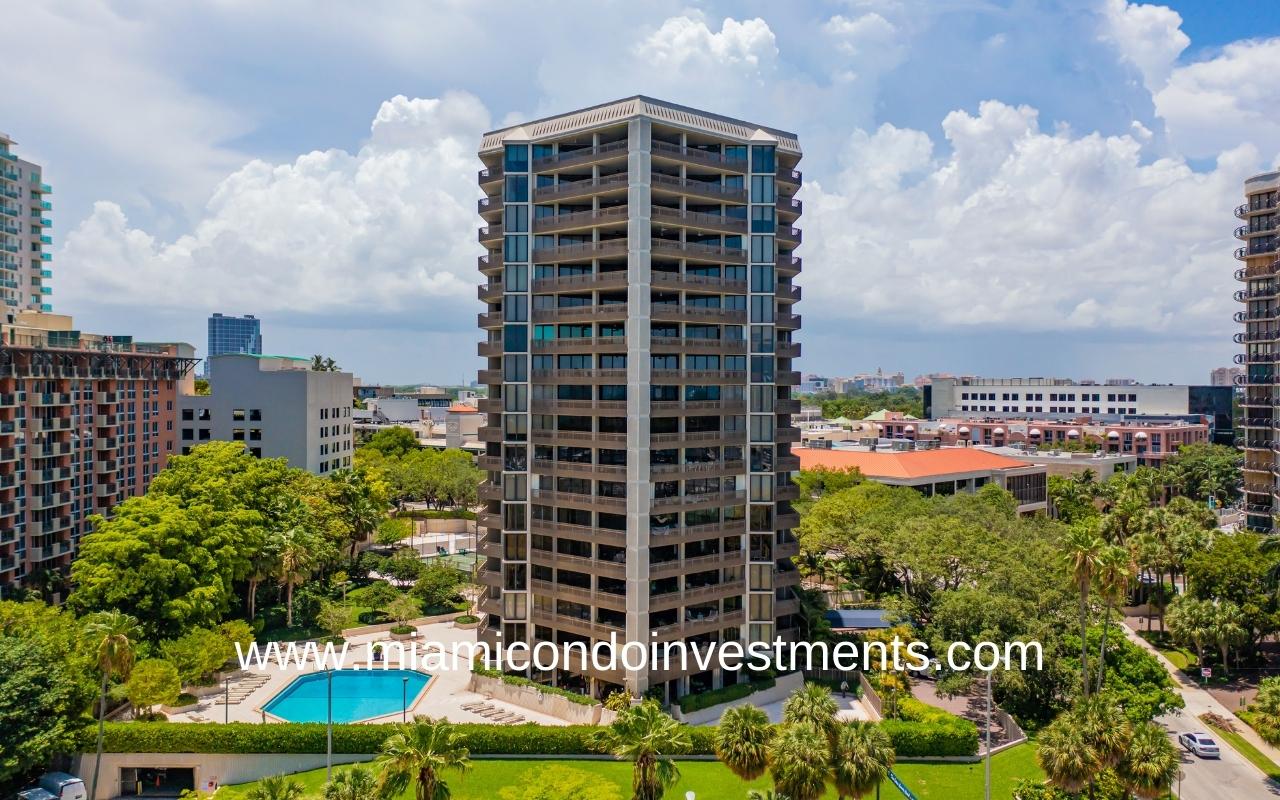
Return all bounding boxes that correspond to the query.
[795,445,1038,480]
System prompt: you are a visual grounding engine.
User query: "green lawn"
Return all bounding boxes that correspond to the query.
[216,745,1040,800]
[1138,630,1197,672]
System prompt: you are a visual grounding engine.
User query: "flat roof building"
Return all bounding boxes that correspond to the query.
[206,314,262,376]
[475,96,803,702]
[0,132,53,313]
[180,354,353,474]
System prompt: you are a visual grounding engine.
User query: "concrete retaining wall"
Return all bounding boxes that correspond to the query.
[673,670,805,726]
[73,752,372,800]
[468,673,609,725]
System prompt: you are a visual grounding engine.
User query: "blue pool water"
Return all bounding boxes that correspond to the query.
[263,669,431,723]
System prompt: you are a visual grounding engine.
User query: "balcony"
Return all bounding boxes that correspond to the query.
[33,417,72,432]
[478,426,503,443]
[29,517,72,536]
[650,579,747,612]
[1236,331,1279,343]
[1237,198,1280,218]
[477,340,503,358]
[530,428,627,444]
[776,312,801,330]
[776,427,802,444]
[650,238,748,264]
[531,517,627,547]
[530,368,628,384]
[531,140,629,171]
[32,468,72,485]
[532,458,628,478]
[477,254,499,274]
[531,336,626,354]
[477,196,502,216]
[650,206,748,235]
[651,304,748,325]
[650,141,748,171]
[777,342,801,358]
[1237,287,1277,301]
[777,370,802,386]
[533,174,629,203]
[532,271,629,293]
[776,254,802,274]
[776,226,802,245]
[30,392,71,407]
[478,282,503,303]
[532,303,628,322]
[478,224,503,245]
[651,368,747,383]
[777,455,801,472]
[529,548,626,579]
[29,491,72,510]
[650,173,748,203]
[649,519,744,544]
[477,512,503,529]
[95,483,119,498]
[651,430,746,446]
[477,368,502,384]
[531,238,629,263]
[776,398,801,414]
[649,335,747,354]
[650,458,745,477]
[477,484,503,502]
[650,489,747,512]
[776,512,801,529]
[96,458,119,472]
[531,398,627,413]
[533,206,629,234]
[95,437,119,451]
[776,284,802,302]
[476,455,503,471]
[478,165,504,186]
[651,271,748,293]
[776,168,802,186]
[477,311,502,330]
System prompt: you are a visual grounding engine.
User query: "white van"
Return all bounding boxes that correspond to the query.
[36,773,87,800]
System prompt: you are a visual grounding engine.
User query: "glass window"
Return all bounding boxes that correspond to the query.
[504,204,529,233]
[504,175,529,202]
[750,175,776,203]
[504,264,527,291]
[751,264,775,291]
[504,294,528,322]
[751,356,775,384]
[503,235,528,263]
[503,355,527,382]
[750,206,776,233]
[750,295,774,323]
[504,145,529,173]
[504,384,528,412]
[751,145,776,173]
[750,235,775,263]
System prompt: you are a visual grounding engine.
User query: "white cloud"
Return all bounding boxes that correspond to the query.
[58,94,489,316]
[636,15,779,73]
[823,13,898,56]
[801,100,1256,336]
[1098,0,1189,93]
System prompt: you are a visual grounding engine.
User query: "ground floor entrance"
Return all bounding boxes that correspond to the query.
[118,767,195,798]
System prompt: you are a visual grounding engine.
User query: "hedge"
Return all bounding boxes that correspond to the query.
[472,667,596,707]
[90,722,717,756]
[880,718,979,757]
[678,678,775,714]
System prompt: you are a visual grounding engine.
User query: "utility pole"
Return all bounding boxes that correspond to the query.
[326,669,333,782]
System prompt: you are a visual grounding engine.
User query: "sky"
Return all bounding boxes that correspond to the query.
[6,0,1279,386]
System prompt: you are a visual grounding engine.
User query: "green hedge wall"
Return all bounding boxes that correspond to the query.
[880,718,979,758]
[92,723,717,756]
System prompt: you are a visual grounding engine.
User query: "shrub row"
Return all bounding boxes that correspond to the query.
[92,722,717,755]
[471,667,597,707]
[880,717,979,758]
[677,678,776,714]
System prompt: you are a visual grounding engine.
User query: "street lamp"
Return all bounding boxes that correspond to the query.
[326,669,334,782]
[402,675,410,722]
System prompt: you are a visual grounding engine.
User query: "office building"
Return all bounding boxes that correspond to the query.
[205,313,262,375]
[180,354,353,474]
[1235,170,1280,532]
[924,377,1232,443]
[795,443,1048,515]
[1210,366,1243,387]
[0,132,53,313]
[474,97,803,701]
[0,311,196,591]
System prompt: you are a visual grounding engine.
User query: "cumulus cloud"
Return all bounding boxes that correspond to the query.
[800,100,1255,336]
[1098,0,1189,92]
[636,15,778,73]
[58,94,489,317]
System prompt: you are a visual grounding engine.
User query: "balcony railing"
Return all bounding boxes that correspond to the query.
[650,173,748,202]
[477,196,501,214]
[651,272,748,292]
[531,238,629,262]
[650,206,748,234]
[478,165,504,185]
[532,271,629,292]
[650,238,748,263]
[533,206,629,234]
[532,303,628,322]
[777,168,802,185]
[650,140,749,171]
[478,223,503,243]
[1237,198,1280,218]
[531,140,628,171]
[533,173,629,202]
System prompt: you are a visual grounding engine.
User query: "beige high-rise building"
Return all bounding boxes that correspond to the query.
[474,97,803,702]
[0,132,52,314]
[1235,169,1279,533]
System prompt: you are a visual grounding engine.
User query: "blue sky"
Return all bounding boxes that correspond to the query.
[7,0,1279,385]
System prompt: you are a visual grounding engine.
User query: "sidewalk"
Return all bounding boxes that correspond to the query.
[1122,620,1280,766]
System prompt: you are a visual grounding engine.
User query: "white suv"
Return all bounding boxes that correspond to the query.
[1178,731,1221,758]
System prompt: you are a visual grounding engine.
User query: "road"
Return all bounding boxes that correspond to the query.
[1156,707,1280,799]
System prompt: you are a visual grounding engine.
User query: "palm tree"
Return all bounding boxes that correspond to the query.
[781,682,839,742]
[1093,544,1132,692]
[82,611,140,800]
[1075,696,1132,770]
[1210,600,1247,675]
[247,775,305,800]
[769,723,830,800]
[595,699,690,800]
[323,766,378,800]
[277,527,316,628]
[1062,523,1105,696]
[376,717,472,800]
[714,704,772,781]
[1117,721,1179,799]
[747,792,790,800]
[829,720,895,799]
[1035,716,1101,795]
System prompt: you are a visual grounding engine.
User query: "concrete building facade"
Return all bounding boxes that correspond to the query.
[179,354,353,474]
[0,132,53,313]
[0,311,197,591]
[474,97,803,701]
[1235,170,1280,532]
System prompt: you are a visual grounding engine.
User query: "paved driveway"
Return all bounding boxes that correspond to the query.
[1155,708,1279,799]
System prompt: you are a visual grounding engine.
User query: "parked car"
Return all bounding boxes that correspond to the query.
[16,789,57,800]
[36,773,86,800]
[1178,731,1221,758]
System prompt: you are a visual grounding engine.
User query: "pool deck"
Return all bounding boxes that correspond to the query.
[166,621,570,727]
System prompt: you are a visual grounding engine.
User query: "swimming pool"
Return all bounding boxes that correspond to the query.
[263,669,431,723]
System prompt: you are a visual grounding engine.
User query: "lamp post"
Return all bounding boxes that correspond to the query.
[402,675,409,722]
[326,668,333,782]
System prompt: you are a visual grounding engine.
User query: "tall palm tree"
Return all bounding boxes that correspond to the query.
[1035,716,1101,795]
[247,775,306,800]
[1062,523,1106,696]
[1093,544,1132,692]
[1075,696,1132,771]
[769,723,830,800]
[323,766,378,800]
[81,611,140,800]
[781,682,839,743]
[376,717,472,800]
[714,704,772,781]
[829,720,895,800]
[1117,721,1180,799]
[595,699,690,800]
[277,527,316,628]
[1211,601,1247,675]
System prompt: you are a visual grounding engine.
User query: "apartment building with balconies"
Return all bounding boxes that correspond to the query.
[0,132,53,314]
[0,311,197,592]
[474,97,803,703]
[1234,170,1280,532]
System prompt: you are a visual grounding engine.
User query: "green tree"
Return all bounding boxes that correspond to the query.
[713,704,772,782]
[1035,715,1101,795]
[362,426,419,458]
[769,723,830,800]
[323,766,378,800]
[160,627,228,687]
[1166,595,1216,665]
[376,717,472,800]
[1210,600,1248,675]
[311,355,340,372]
[1116,721,1179,799]
[277,527,319,628]
[781,682,839,743]
[387,593,423,629]
[247,774,306,800]
[317,602,352,640]
[1062,523,1106,697]
[1093,545,1131,692]
[0,634,94,785]
[594,700,690,800]
[82,611,141,800]
[126,658,181,719]
[829,720,895,800]
[497,765,624,800]
[412,560,465,610]
[1250,676,1280,745]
